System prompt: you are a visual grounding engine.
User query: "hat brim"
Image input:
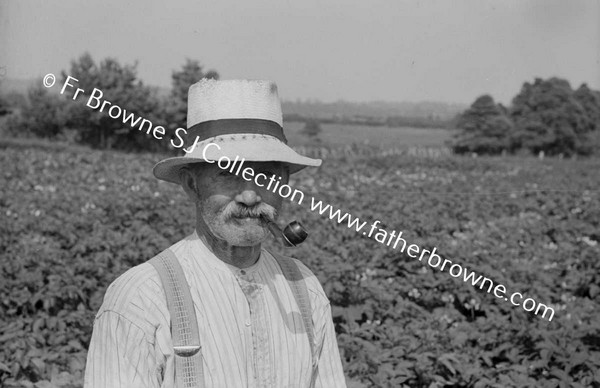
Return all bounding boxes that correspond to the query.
[153,134,321,184]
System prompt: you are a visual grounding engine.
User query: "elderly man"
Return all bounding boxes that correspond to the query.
[84,79,346,387]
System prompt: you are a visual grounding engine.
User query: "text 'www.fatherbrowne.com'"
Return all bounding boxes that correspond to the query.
[308,198,555,322]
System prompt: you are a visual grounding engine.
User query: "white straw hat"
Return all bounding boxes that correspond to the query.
[153,79,322,184]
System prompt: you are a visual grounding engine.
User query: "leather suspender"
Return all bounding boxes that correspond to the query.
[149,248,315,388]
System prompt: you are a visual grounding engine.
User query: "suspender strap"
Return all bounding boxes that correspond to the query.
[149,249,204,388]
[269,251,316,366]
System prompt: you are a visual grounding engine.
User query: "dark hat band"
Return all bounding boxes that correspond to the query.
[187,119,287,145]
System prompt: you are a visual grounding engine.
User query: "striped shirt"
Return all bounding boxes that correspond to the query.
[84,232,347,388]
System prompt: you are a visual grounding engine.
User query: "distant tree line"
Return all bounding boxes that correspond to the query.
[3,66,598,157]
[1,53,218,152]
[450,77,600,156]
[283,113,457,129]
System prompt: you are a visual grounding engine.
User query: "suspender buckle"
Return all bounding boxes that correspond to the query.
[174,345,202,357]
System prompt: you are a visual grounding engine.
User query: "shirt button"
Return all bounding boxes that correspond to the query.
[245,321,251,327]
[240,270,246,275]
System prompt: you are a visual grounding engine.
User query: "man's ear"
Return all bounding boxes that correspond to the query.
[179,167,200,202]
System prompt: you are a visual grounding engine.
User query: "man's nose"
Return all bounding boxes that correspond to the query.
[235,190,262,207]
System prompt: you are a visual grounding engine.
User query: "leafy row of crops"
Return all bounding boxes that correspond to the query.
[1,145,599,387]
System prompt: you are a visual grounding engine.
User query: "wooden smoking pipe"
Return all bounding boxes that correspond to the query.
[262,217,308,247]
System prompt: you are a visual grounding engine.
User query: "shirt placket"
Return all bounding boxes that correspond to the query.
[238,272,273,388]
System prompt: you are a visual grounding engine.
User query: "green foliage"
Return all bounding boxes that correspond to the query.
[573,84,600,132]
[572,84,600,155]
[1,146,599,387]
[1,54,222,153]
[453,78,600,157]
[60,52,164,151]
[4,84,69,139]
[451,95,513,155]
[510,77,596,156]
[1,91,28,112]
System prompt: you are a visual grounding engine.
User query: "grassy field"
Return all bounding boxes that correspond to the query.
[284,122,456,148]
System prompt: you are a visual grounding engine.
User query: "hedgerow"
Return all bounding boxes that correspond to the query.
[1,146,599,387]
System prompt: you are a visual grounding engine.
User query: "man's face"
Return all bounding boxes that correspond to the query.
[190,161,288,246]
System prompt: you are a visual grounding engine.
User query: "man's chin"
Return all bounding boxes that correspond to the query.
[227,234,268,247]
[217,221,269,246]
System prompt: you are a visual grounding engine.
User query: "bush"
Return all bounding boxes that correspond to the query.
[60,53,166,151]
[450,95,513,155]
[453,78,600,157]
[4,85,69,139]
[510,78,598,156]
[301,119,322,141]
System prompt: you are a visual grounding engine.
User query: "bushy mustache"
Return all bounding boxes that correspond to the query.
[220,201,277,222]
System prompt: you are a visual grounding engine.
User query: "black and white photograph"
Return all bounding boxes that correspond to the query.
[1,1,599,387]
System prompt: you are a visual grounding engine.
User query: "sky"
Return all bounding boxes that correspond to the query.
[1,0,598,105]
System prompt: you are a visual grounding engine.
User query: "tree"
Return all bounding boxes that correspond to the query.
[1,91,27,112]
[0,75,13,116]
[450,95,513,155]
[5,83,69,138]
[301,119,322,142]
[167,59,219,130]
[573,84,600,129]
[509,77,594,156]
[60,52,163,150]
[573,84,600,155]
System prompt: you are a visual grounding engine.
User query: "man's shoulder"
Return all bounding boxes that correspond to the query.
[100,261,163,313]
[95,240,190,326]
[101,237,192,310]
